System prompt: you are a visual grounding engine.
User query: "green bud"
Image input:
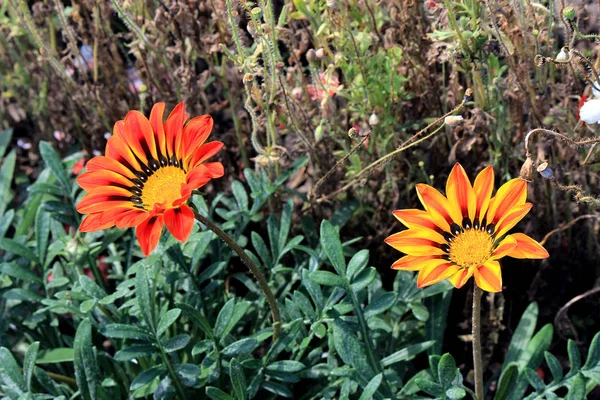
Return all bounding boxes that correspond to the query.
[563,6,575,21]
[532,29,539,37]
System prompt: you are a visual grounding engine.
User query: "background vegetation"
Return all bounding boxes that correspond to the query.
[2,0,600,399]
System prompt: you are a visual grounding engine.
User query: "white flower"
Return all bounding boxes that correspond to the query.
[579,82,600,124]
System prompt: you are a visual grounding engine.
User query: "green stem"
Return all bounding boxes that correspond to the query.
[157,341,188,400]
[472,284,484,400]
[194,212,282,341]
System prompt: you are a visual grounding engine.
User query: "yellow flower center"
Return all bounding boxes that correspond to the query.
[140,166,187,210]
[448,228,494,268]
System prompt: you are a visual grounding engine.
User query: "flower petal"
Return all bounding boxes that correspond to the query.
[76,170,136,192]
[164,204,195,242]
[188,141,224,170]
[474,260,502,292]
[448,267,475,289]
[392,209,439,231]
[580,98,600,124]
[136,214,164,256]
[446,163,476,221]
[485,178,527,225]
[164,102,186,158]
[505,233,549,259]
[181,115,214,162]
[105,130,143,172]
[149,102,167,158]
[416,184,461,231]
[123,110,158,163]
[417,260,460,288]
[385,229,447,256]
[76,186,135,214]
[491,235,518,260]
[80,213,116,232]
[85,156,136,179]
[391,255,442,271]
[115,209,149,229]
[494,203,532,238]
[473,166,494,221]
[203,162,225,178]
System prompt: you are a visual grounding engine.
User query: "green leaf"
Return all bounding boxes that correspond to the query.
[358,373,382,400]
[0,150,16,216]
[0,263,42,283]
[130,366,164,391]
[157,308,181,337]
[266,360,305,373]
[39,141,70,191]
[221,338,259,357]
[424,289,452,355]
[0,209,14,240]
[216,300,251,341]
[494,363,519,400]
[232,181,249,211]
[350,267,377,292]
[267,215,279,259]
[545,351,563,382]
[251,231,272,268]
[278,199,293,253]
[309,270,346,287]
[566,372,585,400]
[332,319,375,384]
[3,288,43,301]
[410,303,430,321]
[177,302,214,340]
[503,302,538,372]
[23,342,39,391]
[262,381,293,397]
[0,238,38,262]
[0,347,26,395]
[438,353,458,389]
[583,331,600,370]
[73,318,99,400]
[163,334,191,353]
[79,275,107,300]
[524,368,544,392]
[364,292,397,319]
[347,250,369,280]
[320,220,346,276]
[114,345,158,361]
[568,339,581,372]
[206,387,235,400]
[446,387,466,399]
[100,324,152,340]
[414,378,444,397]
[35,209,51,265]
[214,298,235,340]
[230,358,246,400]
[524,324,553,369]
[136,266,155,330]
[36,348,74,364]
[0,128,13,159]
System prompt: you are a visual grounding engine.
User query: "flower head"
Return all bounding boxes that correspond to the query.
[385,163,548,292]
[579,83,600,124]
[76,102,224,256]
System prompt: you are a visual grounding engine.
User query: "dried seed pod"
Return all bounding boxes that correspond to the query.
[444,115,464,127]
[306,49,316,62]
[315,48,325,59]
[368,113,380,126]
[519,156,535,182]
[537,162,555,180]
[348,127,359,138]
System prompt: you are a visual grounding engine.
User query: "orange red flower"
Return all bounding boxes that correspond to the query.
[76,102,224,256]
[385,163,549,292]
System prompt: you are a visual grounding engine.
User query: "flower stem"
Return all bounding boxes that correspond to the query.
[472,284,484,400]
[194,212,282,341]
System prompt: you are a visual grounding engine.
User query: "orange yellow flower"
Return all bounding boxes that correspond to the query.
[76,102,224,256]
[385,163,549,292]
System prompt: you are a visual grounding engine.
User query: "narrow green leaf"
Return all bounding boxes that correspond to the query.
[0,263,42,283]
[219,300,251,341]
[320,220,346,276]
[568,339,581,372]
[262,380,293,397]
[364,292,397,319]
[35,209,51,265]
[177,302,214,340]
[157,308,181,337]
[23,342,40,391]
[39,141,70,191]
[545,351,563,382]
[332,319,375,384]
[0,209,14,240]
[230,358,246,400]
[100,324,152,340]
[446,387,466,399]
[36,348,74,364]
[525,324,554,369]
[266,360,305,373]
[566,372,585,400]
[309,270,346,287]
[524,368,544,392]
[214,298,234,340]
[136,266,155,330]
[0,347,26,395]
[163,334,191,353]
[73,318,99,400]
[583,331,600,370]
[347,250,369,280]
[130,366,164,391]
[0,150,16,216]
[206,387,235,400]
[380,341,436,367]
[251,232,272,268]
[267,214,279,260]
[503,302,538,371]
[221,338,259,357]
[232,181,249,211]
[79,275,107,300]
[414,378,444,397]
[358,373,382,400]
[0,238,38,262]
[114,345,158,361]
[493,363,519,400]
[350,267,377,292]
[278,199,293,253]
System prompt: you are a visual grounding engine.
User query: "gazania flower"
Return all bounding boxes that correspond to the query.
[385,164,549,292]
[76,102,224,256]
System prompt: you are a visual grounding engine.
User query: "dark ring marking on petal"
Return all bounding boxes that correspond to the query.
[129,187,142,196]
[473,218,480,229]
[130,179,144,189]
[462,218,472,230]
[486,224,495,234]
[450,223,462,236]
[171,156,179,167]
[440,244,450,253]
[148,158,160,171]
[134,171,148,182]
[442,254,451,261]
[159,155,168,167]
[480,218,487,229]
[443,232,454,242]
[130,196,143,204]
